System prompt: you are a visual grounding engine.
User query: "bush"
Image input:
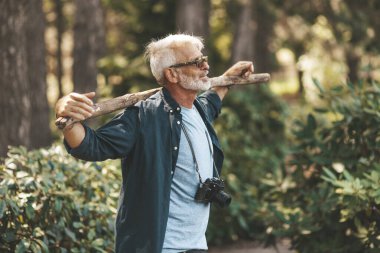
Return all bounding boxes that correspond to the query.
[0,145,120,253]
[258,80,380,253]
[208,85,288,246]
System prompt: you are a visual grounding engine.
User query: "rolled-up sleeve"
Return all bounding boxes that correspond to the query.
[64,107,139,161]
[197,90,222,122]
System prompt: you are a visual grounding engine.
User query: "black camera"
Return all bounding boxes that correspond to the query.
[194,177,232,208]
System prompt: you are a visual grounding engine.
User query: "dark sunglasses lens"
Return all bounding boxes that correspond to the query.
[196,57,207,67]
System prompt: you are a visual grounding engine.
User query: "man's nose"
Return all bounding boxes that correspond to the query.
[200,61,209,71]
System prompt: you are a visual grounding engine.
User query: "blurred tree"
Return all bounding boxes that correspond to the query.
[55,0,64,98]
[280,0,379,84]
[175,0,210,39]
[230,0,256,62]
[100,0,175,96]
[27,0,52,149]
[253,1,277,73]
[0,0,51,157]
[73,0,106,93]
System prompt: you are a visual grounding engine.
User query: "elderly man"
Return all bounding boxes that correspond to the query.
[55,34,253,253]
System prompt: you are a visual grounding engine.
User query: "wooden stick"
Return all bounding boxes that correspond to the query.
[210,73,270,87]
[55,73,270,129]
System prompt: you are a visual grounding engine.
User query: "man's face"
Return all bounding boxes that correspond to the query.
[174,45,210,91]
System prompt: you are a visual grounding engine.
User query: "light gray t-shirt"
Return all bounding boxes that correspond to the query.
[162,105,213,253]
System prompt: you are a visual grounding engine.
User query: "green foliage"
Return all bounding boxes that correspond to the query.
[208,85,288,245]
[99,0,176,96]
[257,80,380,252]
[0,146,120,252]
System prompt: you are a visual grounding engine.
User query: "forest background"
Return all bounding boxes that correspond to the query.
[1,0,380,252]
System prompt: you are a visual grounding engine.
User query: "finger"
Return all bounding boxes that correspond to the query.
[244,63,254,77]
[68,101,95,115]
[241,68,250,78]
[65,111,86,121]
[70,93,94,106]
[68,106,93,119]
[84,91,96,99]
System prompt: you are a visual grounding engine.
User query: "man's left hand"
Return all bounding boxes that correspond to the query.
[223,61,254,78]
[211,61,254,101]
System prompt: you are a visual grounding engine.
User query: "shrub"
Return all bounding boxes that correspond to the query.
[0,145,120,253]
[258,80,380,253]
[208,85,288,246]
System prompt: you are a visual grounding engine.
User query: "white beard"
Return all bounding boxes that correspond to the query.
[178,73,211,91]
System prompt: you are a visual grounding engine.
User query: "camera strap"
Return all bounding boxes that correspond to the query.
[180,123,220,184]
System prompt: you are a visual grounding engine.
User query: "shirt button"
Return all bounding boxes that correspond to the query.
[177,121,180,125]
[174,146,178,151]
[169,109,173,113]
[176,107,180,111]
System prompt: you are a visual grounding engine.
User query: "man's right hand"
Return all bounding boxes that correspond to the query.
[55,92,96,121]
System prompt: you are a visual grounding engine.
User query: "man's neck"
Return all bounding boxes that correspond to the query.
[166,84,198,109]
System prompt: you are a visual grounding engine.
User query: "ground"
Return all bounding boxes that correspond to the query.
[209,240,295,253]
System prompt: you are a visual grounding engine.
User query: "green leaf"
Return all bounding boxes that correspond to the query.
[314,107,328,113]
[307,114,317,130]
[91,238,105,247]
[331,85,344,93]
[73,222,83,229]
[322,167,337,181]
[312,78,325,94]
[55,199,62,213]
[8,199,20,214]
[0,185,8,195]
[347,81,355,91]
[33,239,49,253]
[15,240,27,253]
[3,230,17,243]
[32,227,45,237]
[64,228,76,241]
[88,228,96,240]
[342,170,354,181]
[237,215,249,231]
[25,204,35,220]
[30,241,42,253]
[0,199,6,219]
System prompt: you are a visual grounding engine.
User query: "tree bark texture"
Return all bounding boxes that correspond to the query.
[55,0,64,98]
[26,0,52,148]
[73,0,106,93]
[254,2,276,73]
[0,0,51,156]
[231,0,256,62]
[175,0,210,39]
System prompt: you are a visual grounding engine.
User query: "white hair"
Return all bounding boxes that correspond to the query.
[144,34,204,85]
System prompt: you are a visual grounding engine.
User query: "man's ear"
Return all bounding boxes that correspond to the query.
[164,68,179,83]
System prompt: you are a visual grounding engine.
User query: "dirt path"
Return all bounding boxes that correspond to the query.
[208,240,295,253]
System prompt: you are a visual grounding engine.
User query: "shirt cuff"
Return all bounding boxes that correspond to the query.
[63,124,91,156]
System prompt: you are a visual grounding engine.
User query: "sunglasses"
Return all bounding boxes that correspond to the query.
[169,56,208,68]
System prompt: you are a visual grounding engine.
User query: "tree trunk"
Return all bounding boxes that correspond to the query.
[254,1,276,73]
[73,0,106,93]
[55,0,64,99]
[231,0,256,62]
[26,0,52,148]
[0,0,51,156]
[346,50,360,83]
[175,0,210,39]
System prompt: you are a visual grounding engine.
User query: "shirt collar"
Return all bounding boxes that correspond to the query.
[161,87,182,114]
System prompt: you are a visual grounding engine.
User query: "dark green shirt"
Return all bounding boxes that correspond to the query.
[65,88,224,253]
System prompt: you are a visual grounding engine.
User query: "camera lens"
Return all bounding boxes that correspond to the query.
[214,190,232,208]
